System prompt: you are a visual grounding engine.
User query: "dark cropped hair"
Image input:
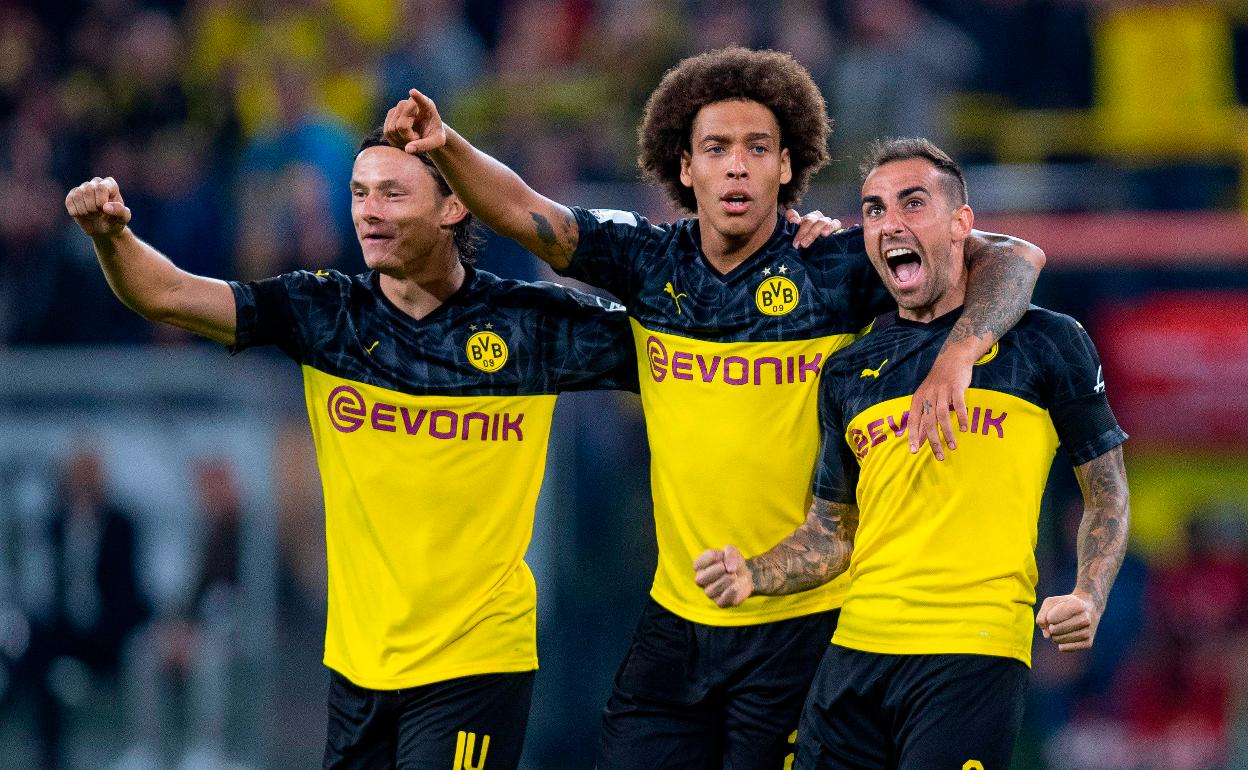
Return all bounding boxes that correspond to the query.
[638,47,831,213]
[358,128,483,263]
[859,137,968,206]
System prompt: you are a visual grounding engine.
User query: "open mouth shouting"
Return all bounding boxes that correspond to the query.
[884,246,924,289]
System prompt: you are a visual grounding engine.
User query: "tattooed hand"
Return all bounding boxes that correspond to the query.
[1038,446,1130,652]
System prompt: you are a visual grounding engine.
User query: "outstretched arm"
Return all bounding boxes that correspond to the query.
[693,497,858,608]
[65,177,235,344]
[1037,446,1131,651]
[384,89,580,270]
[907,231,1046,458]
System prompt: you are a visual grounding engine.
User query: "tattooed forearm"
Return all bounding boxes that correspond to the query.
[944,233,1040,351]
[529,209,578,267]
[748,498,858,596]
[1072,446,1130,613]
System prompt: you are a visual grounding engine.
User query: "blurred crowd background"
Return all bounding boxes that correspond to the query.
[2,0,1248,767]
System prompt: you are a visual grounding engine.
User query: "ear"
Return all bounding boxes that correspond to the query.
[679,150,693,189]
[441,193,469,228]
[779,147,792,186]
[950,203,973,242]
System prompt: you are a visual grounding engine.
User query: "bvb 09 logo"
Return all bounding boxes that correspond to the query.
[466,331,509,372]
[755,276,799,316]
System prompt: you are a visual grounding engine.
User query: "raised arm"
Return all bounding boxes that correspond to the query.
[693,497,858,608]
[908,231,1046,458]
[65,177,236,345]
[383,89,580,270]
[1036,445,1131,652]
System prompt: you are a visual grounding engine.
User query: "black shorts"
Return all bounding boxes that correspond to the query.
[323,669,534,770]
[598,598,839,770]
[796,645,1028,770]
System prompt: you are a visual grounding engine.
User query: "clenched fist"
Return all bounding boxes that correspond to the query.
[1036,592,1099,652]
[693,545,754,608]
[65,176,131,238]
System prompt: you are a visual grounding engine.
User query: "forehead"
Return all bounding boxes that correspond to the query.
[862,157,945,200]
[690,99,781,139]
[352,145,434,186]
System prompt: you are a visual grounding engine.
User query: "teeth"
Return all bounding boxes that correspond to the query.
[886,248,915,258]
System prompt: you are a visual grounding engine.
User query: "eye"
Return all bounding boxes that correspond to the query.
[751,145,767,155]
[351,189,366,199]
[863,204,883,218]
[904,197,923,209]
[385,190,405,200]
[707,145,724,155]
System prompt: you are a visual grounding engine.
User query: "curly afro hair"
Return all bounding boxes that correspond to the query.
[638,47,831,213]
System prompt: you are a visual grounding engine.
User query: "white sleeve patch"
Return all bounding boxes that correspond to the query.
[589,209,638,227]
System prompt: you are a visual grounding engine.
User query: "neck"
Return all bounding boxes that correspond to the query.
[898,280,966,323]
[377,248,466,320]
[698,213,777,274]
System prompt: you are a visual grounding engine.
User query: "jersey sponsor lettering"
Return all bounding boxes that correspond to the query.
[327,384,524,440]
[645,335,823,386]
[848,404,1007,459]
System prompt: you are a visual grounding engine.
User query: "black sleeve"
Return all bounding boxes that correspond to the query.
[812,363,861,504]
[1040,316,1128,465]
[540,285,640,393]
[560,207,664,304]
[229,271,327,362]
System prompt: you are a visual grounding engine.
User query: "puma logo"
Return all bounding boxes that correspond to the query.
[364,340,380,355]
[861,359,888,379]
[663,282,687,315]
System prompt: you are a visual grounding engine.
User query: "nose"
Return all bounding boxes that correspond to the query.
[726,148,748,179]
[356,192,382,221]
[879,205,904,234]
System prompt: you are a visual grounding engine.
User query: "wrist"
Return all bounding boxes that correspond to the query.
[935,339,980,368]
[1070,588,1097,607]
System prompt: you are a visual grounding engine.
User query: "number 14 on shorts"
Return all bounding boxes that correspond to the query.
[453,730,489,769]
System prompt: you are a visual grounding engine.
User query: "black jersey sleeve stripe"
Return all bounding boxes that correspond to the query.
[229,275,302,359]
[813,370,860,504]
[562,207,659,303]
[1051,393,1128,465]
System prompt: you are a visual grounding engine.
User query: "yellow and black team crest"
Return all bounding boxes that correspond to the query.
[466,330,509,372]
[974,342,1000,366]
[755,274,800,316]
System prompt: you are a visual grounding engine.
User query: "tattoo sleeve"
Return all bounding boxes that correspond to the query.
[944,233,1040,352]
[1072,446,1131,613]
[529,208,579,267]
[747,497,858,596]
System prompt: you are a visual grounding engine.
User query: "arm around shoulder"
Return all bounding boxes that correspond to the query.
[384,89,580,269]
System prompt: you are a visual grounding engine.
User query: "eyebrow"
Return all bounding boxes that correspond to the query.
[350,179,404,190]
[861,185,930,205]
[699,131,776,144]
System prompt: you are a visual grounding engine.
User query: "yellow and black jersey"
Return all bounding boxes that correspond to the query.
[563,207,891,626]
[229,266,637,689]
[814,306,1128,666]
